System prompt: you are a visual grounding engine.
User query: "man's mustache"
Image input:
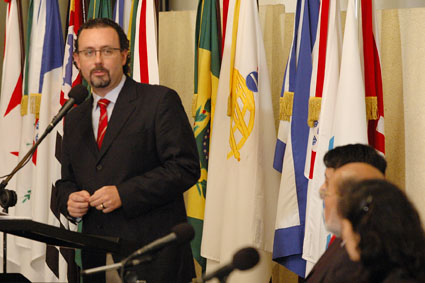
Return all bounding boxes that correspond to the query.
[90,67,109,75]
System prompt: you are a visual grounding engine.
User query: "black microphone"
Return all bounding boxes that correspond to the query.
[197,247,260,283]
[45,84,88,133]
[127,222,195,261]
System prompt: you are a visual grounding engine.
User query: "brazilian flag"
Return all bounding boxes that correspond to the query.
[87,0,112,19]
[187,0,221,272]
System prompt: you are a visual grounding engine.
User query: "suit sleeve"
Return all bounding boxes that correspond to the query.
[118,89,200,218]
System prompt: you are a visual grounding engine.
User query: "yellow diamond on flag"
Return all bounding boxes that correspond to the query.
[227,69,255,161]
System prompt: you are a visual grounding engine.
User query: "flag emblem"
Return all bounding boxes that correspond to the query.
[228,69,256,161]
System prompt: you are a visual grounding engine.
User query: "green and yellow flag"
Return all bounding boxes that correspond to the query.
[87,0,112,19]
[187,0,221,272]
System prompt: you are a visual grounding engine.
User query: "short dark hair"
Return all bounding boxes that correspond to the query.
[75,18,130,74]
[338,179,425,282]
[323,144,387,174]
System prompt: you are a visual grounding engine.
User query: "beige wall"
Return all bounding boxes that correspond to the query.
[398,8,425,224]
[379,9,405,189]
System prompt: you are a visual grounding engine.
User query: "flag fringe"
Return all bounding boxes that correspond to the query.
[307,97,322,127]
[192,93,198,118]
[366,96,378,120]
[21,95,28,116]
[30,93,41,119]
[279,91,294,121]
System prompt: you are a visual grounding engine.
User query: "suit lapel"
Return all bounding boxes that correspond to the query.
[98,78,138,160]
[74,97,99,159]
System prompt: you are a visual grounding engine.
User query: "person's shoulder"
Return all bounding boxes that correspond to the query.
[326,241,367,283]
[123,77,182,109]
[305,240,351,282]
[127,77,176,96]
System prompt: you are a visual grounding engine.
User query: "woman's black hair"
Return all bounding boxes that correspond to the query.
[338,179,425,282]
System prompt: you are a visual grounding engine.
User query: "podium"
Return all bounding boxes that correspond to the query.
[0,218,137,254]
[0,217,138,281]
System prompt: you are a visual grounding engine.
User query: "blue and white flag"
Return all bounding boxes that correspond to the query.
[302,0,342,274]
[273,0,303,173]
[113,0,125,28]
[113,0,132,33]
[273,0,320,278]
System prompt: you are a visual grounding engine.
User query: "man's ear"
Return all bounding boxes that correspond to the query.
[73,53,81,70]
[121,49,129,66]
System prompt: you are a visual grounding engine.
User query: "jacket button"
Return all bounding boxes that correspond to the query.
[96,165,103,171]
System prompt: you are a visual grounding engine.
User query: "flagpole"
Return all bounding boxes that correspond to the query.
[17,0,24,74]
[82,0,87,23]
[216,0,222,61]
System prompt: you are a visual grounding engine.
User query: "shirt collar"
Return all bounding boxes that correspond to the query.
[92,75,126,106]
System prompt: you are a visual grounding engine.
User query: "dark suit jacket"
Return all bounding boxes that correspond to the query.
[305,238,367,283]
[55,77,200,282]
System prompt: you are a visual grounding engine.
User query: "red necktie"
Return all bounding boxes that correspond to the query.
[97,99,110,149]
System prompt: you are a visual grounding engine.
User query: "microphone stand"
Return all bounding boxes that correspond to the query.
[81,254,153,283]
[0,121,58,273]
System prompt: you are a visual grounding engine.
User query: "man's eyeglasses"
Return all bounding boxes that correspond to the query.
[77,47,122,58]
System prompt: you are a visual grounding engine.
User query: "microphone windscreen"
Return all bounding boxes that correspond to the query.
[171,223,195,244]
[232,247,259,271]
[68,85,89,105]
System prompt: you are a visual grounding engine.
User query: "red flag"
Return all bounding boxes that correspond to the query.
[362,0,385,154]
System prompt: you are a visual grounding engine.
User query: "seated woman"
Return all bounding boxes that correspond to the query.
[337,179,425,283]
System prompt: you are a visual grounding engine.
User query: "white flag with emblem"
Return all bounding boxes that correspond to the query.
[201,0,280,282]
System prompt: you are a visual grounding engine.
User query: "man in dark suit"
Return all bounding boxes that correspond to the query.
[305,144,386,283]
[55,18,199,282]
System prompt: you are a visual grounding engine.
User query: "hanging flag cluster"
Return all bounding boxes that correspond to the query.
[271,0,385,278]
[273,0,320,277]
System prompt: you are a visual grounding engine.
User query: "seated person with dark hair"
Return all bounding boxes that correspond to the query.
[339,179,425,283]
[306,144,386,283]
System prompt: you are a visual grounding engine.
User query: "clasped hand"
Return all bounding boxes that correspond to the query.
[67,185,122,218]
